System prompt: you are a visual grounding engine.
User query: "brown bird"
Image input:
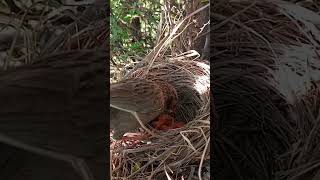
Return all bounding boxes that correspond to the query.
[110,60,210,140]
[129,61,209,123]
[110,78,178,140]
[0,49,108,180]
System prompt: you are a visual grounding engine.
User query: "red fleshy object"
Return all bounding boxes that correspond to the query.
[153,114,185,130]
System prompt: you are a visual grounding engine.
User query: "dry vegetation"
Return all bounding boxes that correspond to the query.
[110,0,210,180]
[4,0,320,179]
[0,0,108,70]
[213,0,320,179]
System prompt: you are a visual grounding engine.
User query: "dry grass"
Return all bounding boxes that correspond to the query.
[213,0,320,179]
[0,0,108,70]
[110,0,210,179]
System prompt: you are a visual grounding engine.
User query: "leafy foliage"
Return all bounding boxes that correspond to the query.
[111,0,161,64]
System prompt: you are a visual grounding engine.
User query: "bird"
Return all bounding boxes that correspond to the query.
[152,114,185,130]
[110,78,178,140]
[0,49,108,180]
[129,61,208,123]
[110,60,210,140]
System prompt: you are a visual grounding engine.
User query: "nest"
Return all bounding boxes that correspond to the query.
[111,1,210,179]
[213,0,320,179]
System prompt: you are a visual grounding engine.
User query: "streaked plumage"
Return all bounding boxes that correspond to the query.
[110,78,177,139]
[0,49,108,180]
[110,60,209,140]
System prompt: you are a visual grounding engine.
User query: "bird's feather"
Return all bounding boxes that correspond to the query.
[110,78,164,114]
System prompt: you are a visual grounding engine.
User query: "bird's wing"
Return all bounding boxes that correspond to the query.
[0,49,108,158]
[110,78,164,114]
